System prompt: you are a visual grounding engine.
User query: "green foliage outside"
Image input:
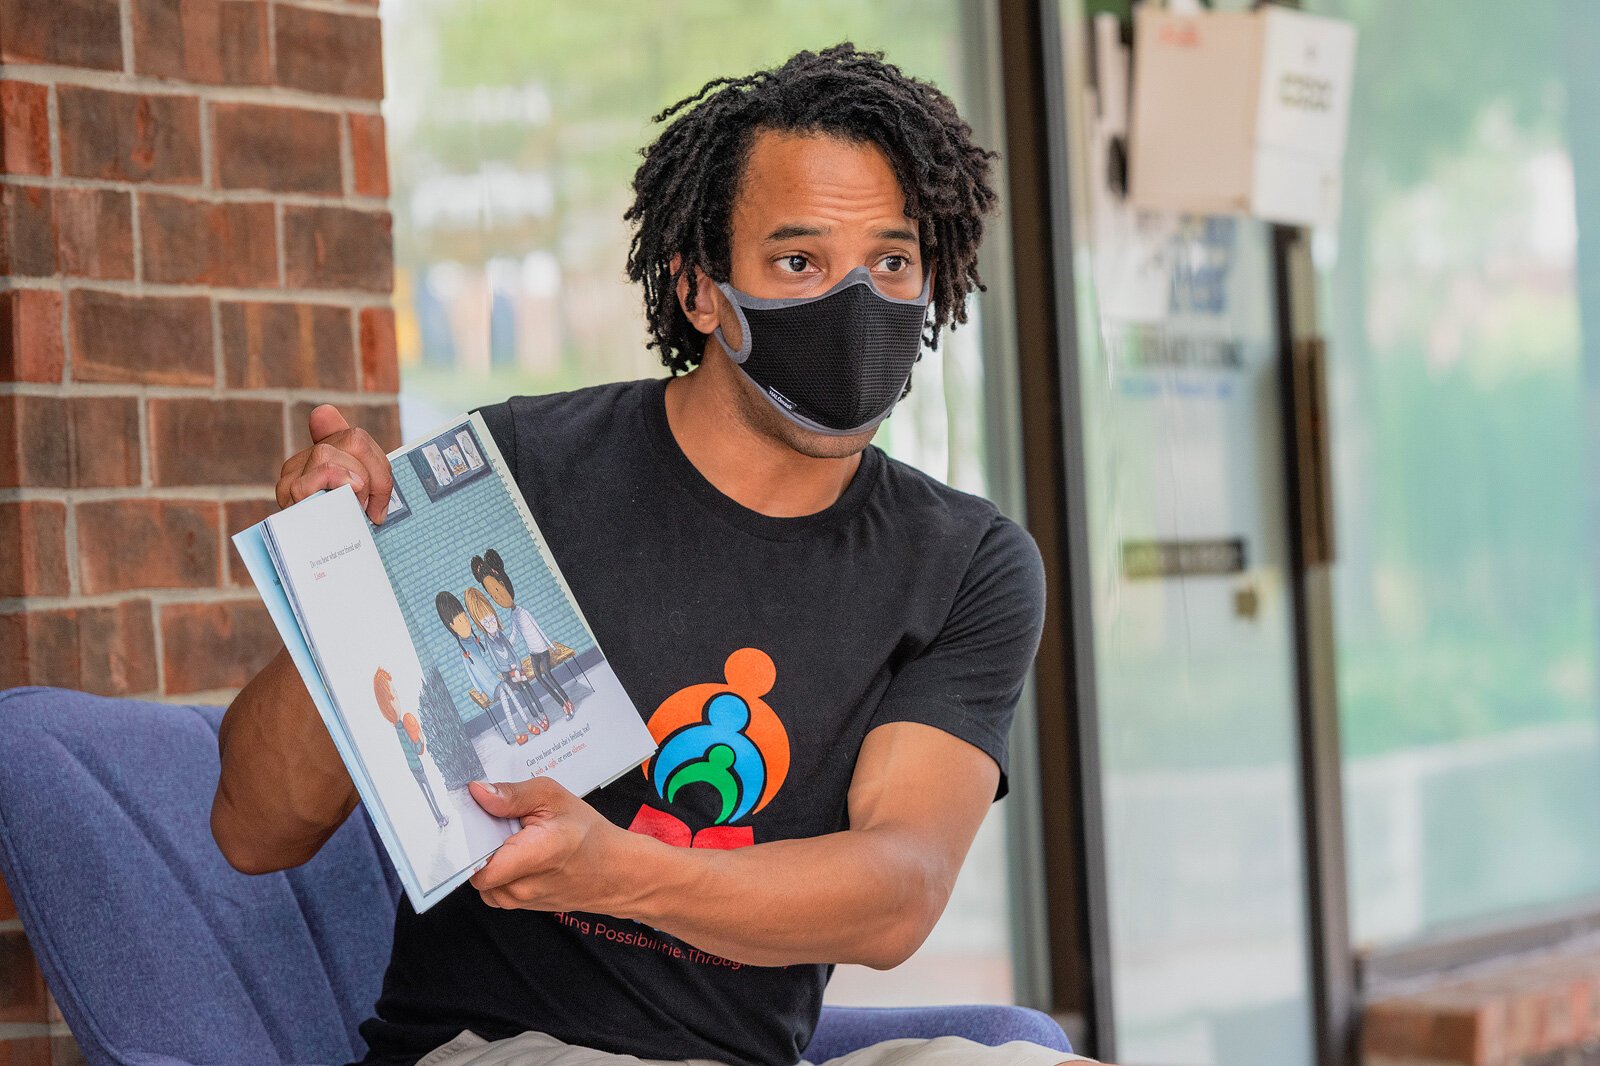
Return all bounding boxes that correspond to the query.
[386,0,974,403]
[1307,0,1598,758]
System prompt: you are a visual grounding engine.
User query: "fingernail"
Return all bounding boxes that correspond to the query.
[477,781,500,796]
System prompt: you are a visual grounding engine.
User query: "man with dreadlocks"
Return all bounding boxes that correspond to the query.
[214,43,1091,1066]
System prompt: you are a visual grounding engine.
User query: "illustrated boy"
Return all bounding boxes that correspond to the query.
[373,668,449,829]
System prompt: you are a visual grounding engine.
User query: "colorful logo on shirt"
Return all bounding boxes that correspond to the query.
[640,648,790,828]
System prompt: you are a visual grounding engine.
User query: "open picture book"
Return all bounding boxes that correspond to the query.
[233,412,657,913]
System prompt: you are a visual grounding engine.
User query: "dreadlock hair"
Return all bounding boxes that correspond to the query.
[625,42,999,376]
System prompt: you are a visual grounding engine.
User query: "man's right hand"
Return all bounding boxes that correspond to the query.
[276,404,395,524]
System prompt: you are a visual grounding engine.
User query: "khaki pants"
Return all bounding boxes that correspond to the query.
[417,1029,1094,1066]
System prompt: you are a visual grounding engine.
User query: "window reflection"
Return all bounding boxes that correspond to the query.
[1307,0,1600,948]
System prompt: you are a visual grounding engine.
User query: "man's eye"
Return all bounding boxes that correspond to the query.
[883,256,907,272]
[782,255,810,273]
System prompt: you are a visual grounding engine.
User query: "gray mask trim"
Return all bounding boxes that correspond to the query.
[752,370,914,437]
[711,265,931,365]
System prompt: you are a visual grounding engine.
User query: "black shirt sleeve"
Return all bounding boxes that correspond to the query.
[865,512,1047,800]
[473,400,518,480]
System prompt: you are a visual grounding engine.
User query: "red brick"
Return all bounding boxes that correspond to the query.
[70,290,213,386]
[0,601,158,695]
[0,501,68,597]
[347,112,388,198]
[77,500,221,594]
[138,193,277,288]
[273,6,383,100]
[220,301,354,388]
[225,497,277,585]
[132,0,222,84]
[0,609,72,688]
[55,188,134,280]
[0,394,68,487]
[0,394,142,490]
[79,600,159,696]
[0,289,64,383]
[290,398,398,451]
[0,81,50,176]
[0,930,47,1023]
[57,87,202,184]
[212,103,341,194]
[160,599,277,693]
[67,396,142,487]
[358,306,396,391]
[0,1035,54,1065]
[148,397,282,486]
[0,0,123,70]
[0,184,54,276]
[218,1,270,85]
[0,871,13,920]
[282,206,391,292]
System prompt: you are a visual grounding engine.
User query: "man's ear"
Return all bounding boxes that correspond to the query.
[671,255,737,349]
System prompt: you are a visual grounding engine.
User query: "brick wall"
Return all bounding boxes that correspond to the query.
[0,0,397,1059]
[376,430,597,704]
[1364,943,1600,1066]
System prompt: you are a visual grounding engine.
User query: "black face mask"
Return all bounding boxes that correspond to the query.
[713,266,931,436]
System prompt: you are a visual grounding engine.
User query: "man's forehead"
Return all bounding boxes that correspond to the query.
[735,130,917,237]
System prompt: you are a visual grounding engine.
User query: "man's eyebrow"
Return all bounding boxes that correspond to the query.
[760,224,920,243]
[764,224,828,242]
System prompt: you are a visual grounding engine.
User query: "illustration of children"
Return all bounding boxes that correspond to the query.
[472,548,576,721]
[464,586,551,735]
[435,590,537,745]
[373,667,450,829]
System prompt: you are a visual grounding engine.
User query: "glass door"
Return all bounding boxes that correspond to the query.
[1046,3,1320,1062]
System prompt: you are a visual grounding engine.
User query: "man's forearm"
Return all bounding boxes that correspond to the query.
[212,648,359,873]
[606,823,949,970]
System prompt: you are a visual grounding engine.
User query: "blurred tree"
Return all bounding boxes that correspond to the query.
[386,0,967,391]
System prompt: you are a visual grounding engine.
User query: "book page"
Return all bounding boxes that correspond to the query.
[265,488,515,900]
[365,415,656,814]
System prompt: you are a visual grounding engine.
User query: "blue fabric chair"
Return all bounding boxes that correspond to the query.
[0,686,1072,1065]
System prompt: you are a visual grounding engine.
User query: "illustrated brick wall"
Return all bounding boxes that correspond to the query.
[0,0,397,1059]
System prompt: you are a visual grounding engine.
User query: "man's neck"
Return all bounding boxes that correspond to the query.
[663,364,862,519]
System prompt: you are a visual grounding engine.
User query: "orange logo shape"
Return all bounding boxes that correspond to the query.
[642,648,790,821]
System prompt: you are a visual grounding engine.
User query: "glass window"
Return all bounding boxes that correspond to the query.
[1305,0,1600,948]
[382,0,1020,1007]
[1056,2,1318,1061]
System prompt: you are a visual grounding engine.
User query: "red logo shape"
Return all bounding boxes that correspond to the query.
[627,805,755,850]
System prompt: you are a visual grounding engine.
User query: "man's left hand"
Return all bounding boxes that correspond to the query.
[467,778,628,913]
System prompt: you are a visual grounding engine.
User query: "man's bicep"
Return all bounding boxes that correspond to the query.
[864,513,1047,800]
[847,720,1000,887]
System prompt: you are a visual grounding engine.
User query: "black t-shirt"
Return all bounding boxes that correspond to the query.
[357,378,1046,1066]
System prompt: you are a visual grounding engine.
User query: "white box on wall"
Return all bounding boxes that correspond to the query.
[1127,4,1358,228]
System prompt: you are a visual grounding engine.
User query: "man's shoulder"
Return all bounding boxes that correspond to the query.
[872,449,1006,535]
[486,377,655,432]
[873,451,1043,589]
[475,377,659,477]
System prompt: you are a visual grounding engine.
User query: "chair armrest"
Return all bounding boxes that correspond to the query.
[804,1004,1072,1061]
